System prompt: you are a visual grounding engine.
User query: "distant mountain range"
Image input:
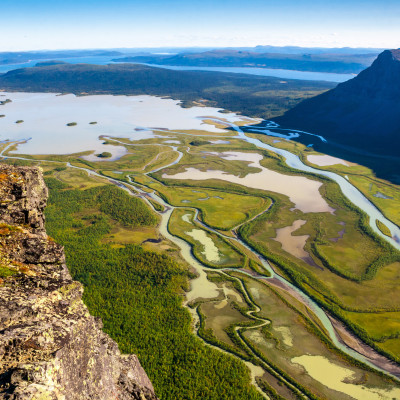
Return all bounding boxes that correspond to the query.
[113,49,379,74]
[0,46,382,74]
[0,50,122,65]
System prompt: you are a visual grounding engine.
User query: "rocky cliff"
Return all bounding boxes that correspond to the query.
[274,49,400,158]
[0,164,158,400]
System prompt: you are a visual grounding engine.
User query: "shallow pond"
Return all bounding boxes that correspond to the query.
[307,154,349,166]
[292,355,400,400]
[273,220,310,259]
[186,229,221,262]
[163,151,334,214]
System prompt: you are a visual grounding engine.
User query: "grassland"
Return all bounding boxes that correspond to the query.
[41,165,264,400]
[193,267,398,399]
[245,131,400,227]
[239,177,400,362]
[376,219,392,237]
[3,117,400,398]
[148,183,271,230]
[168,208,245,268]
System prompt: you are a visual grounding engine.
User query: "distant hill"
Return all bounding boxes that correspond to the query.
[113,49,379,74]
[0,63,333,119]
[274,49,400,157]
[0,50,122,65]
[34,60,69,67]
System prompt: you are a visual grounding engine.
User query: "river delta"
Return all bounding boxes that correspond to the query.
[1,92,400,399]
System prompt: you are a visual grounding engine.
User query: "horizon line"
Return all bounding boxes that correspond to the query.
[0,45,391,54]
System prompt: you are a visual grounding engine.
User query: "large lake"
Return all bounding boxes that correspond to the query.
[0,56,353,83]
[0,92,246,156]
[134,63,354,83]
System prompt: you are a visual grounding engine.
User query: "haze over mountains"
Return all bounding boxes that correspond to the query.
[114,49,379,74]
[0,46,382,74]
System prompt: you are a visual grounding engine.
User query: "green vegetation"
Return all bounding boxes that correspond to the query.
[0,63,334,119]
[301,147,400,226]
[0,266,17,278]
[136,179,271,230]
[169,208,245,268]
[189,140,210,146]
[3,92,399,396]
[66,122,77,126]
[97,151,112,158]
[0,114,5,118]
[45,180,158,227]
[89,121,97,124]
[348,174,400,226]
[238,178,400,362]
[15,120,24,124]
[147,198,164,212]
[44,170,264,400]
[376,220,392,237]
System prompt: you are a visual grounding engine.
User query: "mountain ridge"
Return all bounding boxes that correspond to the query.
[273,49,400,159]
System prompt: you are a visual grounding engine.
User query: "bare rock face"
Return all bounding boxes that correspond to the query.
[0,164,158,400]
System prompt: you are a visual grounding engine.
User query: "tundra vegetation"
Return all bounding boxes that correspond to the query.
[97,151,112,158]
[2,118,400,399]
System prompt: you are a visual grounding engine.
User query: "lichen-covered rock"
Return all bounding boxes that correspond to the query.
[0,164,158,400]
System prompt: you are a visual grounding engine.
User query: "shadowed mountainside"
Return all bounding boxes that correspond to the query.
[274,49,400,157]
[269,49,400,183]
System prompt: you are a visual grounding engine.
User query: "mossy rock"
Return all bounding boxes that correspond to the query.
[0,266,17,278]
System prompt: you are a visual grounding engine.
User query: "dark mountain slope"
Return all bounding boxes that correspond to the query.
[274,49,400,158]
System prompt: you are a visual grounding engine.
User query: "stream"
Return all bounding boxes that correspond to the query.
[2,124,400,395]
[214,119,400,250]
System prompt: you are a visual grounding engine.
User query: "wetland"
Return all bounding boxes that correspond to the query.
[1,91,400,400]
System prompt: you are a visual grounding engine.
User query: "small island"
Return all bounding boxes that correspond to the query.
[15,120,24,124]
[66,122,77,126]
[96,151,112,158]
[189,140,210,146]
[89,121,97,125]
[0,115,5,118]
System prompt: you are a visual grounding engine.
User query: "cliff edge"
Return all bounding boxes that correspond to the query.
[0,164,158,400]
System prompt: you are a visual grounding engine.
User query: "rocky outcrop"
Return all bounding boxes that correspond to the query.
[0,164,158,400]
[274,49,400,157]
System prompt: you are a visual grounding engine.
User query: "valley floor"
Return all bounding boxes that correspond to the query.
[1,94,400,400]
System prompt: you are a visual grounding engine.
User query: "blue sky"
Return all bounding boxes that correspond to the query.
[1,0,399,51]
